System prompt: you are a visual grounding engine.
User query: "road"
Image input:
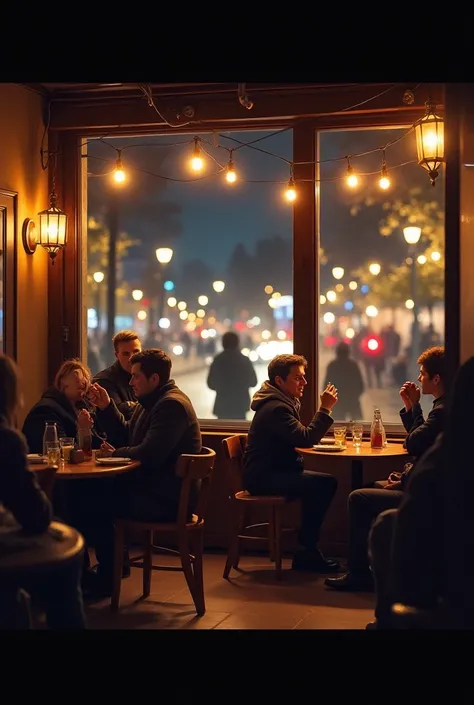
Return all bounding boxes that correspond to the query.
[172,354,430,424]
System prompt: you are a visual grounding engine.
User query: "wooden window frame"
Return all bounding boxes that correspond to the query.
[0,189,18,360]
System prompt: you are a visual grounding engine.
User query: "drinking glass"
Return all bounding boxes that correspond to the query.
[352,424,363,448]
[46,441,61,466]
[333,426,347,447]
[59,437,75,462]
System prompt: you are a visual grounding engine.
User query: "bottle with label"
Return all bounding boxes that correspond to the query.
[43,421,59,457]
[370,408,386,449]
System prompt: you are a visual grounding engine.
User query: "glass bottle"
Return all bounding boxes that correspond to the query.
[43,421,59,457]
[370,408,386,449]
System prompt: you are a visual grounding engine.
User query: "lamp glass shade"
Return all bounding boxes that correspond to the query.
[414,105,444,181]
[38,204,68,258]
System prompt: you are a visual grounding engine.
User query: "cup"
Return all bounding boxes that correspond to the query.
[351,424,363,448]
[46,441,61,466]
[60,437,75,462]
[333,426,347,447]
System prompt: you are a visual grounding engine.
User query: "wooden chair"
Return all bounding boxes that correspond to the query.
[222,434,297,580]
[111,447,216,616]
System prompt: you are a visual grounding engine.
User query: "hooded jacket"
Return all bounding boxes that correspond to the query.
[243,381,334,484]
[21,387,103,454]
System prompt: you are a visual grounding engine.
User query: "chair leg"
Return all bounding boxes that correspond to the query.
[223,504,243,579]
[111,522,125,611]
[272,506,283,580]
[177,533,199,614]
[268,508,276,562]
[190,531,205,616]
[143,530,153,599]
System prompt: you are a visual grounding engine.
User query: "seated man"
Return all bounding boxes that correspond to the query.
[92,330,141,420]
[86,348,202,595]
[325,345,446,592]
[243,353,339,572]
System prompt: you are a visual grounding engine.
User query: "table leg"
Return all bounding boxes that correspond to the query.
[351,459,364,491]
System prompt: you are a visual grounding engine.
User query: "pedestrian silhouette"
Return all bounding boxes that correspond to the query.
[324,341,364,421]
[207,331,258,420]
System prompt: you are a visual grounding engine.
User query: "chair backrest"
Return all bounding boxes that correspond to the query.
[222,434,247,496]
[175,447,216,527]
[32,464,58,501]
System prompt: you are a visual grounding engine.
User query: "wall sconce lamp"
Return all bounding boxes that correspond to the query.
[414,99,444,186]
[37,186,68,263]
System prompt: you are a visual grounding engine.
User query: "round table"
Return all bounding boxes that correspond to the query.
[0,520,84,575]
[29,457,140,480]
[296,442,410,490]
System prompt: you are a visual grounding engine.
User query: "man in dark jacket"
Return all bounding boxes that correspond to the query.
[86,348,202,593]
[325,345,446,593]
[92,330,141,420]
[207,331,258,420]
[243,353,340,572]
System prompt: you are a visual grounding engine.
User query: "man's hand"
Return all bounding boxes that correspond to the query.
[405,381,421,405]
[87,383,111,410]
[96,441,115,458]
[320,383,338,411]
[77,408,94,431]
[399,383,412,411]
[385,479,403,491]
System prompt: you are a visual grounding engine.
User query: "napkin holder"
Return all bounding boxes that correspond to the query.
[69,449,85,464]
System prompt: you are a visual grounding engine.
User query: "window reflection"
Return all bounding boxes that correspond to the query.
[86,129,294,422]
[318,126,445,424]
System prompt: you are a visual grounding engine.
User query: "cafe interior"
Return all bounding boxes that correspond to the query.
[1,81,473,631]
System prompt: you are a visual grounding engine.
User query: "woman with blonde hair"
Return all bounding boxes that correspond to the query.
[22,358,103,453]
[0,353,86,629]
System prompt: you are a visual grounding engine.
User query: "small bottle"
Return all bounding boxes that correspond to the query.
[370,408,385,449]
[77,428,92,458]
[43,421,59,457]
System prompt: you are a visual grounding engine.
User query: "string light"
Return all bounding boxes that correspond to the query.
[284,173,297,202]
[113,150,126,183]
[190,137,204,172]
[225,153,237,183]
[345,159,359,188]
[378,151,391,190]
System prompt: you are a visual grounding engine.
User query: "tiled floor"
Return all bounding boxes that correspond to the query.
[85,550,376,630]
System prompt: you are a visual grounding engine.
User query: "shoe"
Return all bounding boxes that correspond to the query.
[292,550,340,573]
[324,571,374,592]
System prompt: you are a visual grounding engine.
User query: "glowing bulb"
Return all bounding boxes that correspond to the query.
[167,297,177,307]
[405,299,415,309]
[225,159,237,183]
[349,281,358,290]
[320,295,326,304]
[132,289,143,301]
[113,153,126,183]
[191,156,203,171]
[212,280,225,293]
[284,177,297,202]
[431,251,441,262]
[326,290,337,302]
[264,285,273,294]
[346,166,359,188]
[93,271,105,283]
[365,305,379,318]
[137,310,147,320]
[378,165,391,190]
[368,263,381,276]
[417,255,427,264]
[323,312,335,324]
[198,295,208,306]
[332,267,344,280]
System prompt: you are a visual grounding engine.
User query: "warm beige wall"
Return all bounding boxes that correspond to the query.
[0,84,49,423]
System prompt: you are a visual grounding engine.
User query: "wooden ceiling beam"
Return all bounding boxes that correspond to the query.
[48,83,444,133]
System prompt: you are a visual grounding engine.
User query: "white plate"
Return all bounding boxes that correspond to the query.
[312,444,346,452]
[27,454,46,464]
[95,457,132,466]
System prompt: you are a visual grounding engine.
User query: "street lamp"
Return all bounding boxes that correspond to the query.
[154,248,174,324]
[212,280,225,293]
[156,247,173,264]
[368,262,381,276]
[403,226,422,378]
[92,271,105,329]
[332,266,344,280]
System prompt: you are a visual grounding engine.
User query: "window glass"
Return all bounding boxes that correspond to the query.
[318,126,445,424]
[86,129,293,422]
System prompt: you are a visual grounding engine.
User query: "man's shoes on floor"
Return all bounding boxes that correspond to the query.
[324,571,374,592]
[292,549,340,573]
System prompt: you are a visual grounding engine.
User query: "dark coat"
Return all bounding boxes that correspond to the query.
[93,360,137,420]
[243,382,334,485]
[96,380,202,508]
[323,357,364,419]
[21,387,103,454]
[207,349,258,419]
[399,396,445,461]
[0,418,52,534]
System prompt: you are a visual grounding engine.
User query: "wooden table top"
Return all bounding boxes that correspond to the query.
[0,520,84,574]
[296,442,409,459]
[29,456,140,480]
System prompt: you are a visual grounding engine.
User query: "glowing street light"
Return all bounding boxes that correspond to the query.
[93,271,105,283]
[156,247,174,264]
[212,280,225,293]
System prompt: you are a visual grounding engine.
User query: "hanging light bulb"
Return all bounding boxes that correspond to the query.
[414,99,444,186]
[225,155,237,183]
[379,159,391,190]
[113,150,126,183]
[190,137,204,172]
[345,160,359,188]
[284,175,297,202]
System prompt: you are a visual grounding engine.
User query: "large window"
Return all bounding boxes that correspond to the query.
[86,129,293,422]
[318,126,445,425]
